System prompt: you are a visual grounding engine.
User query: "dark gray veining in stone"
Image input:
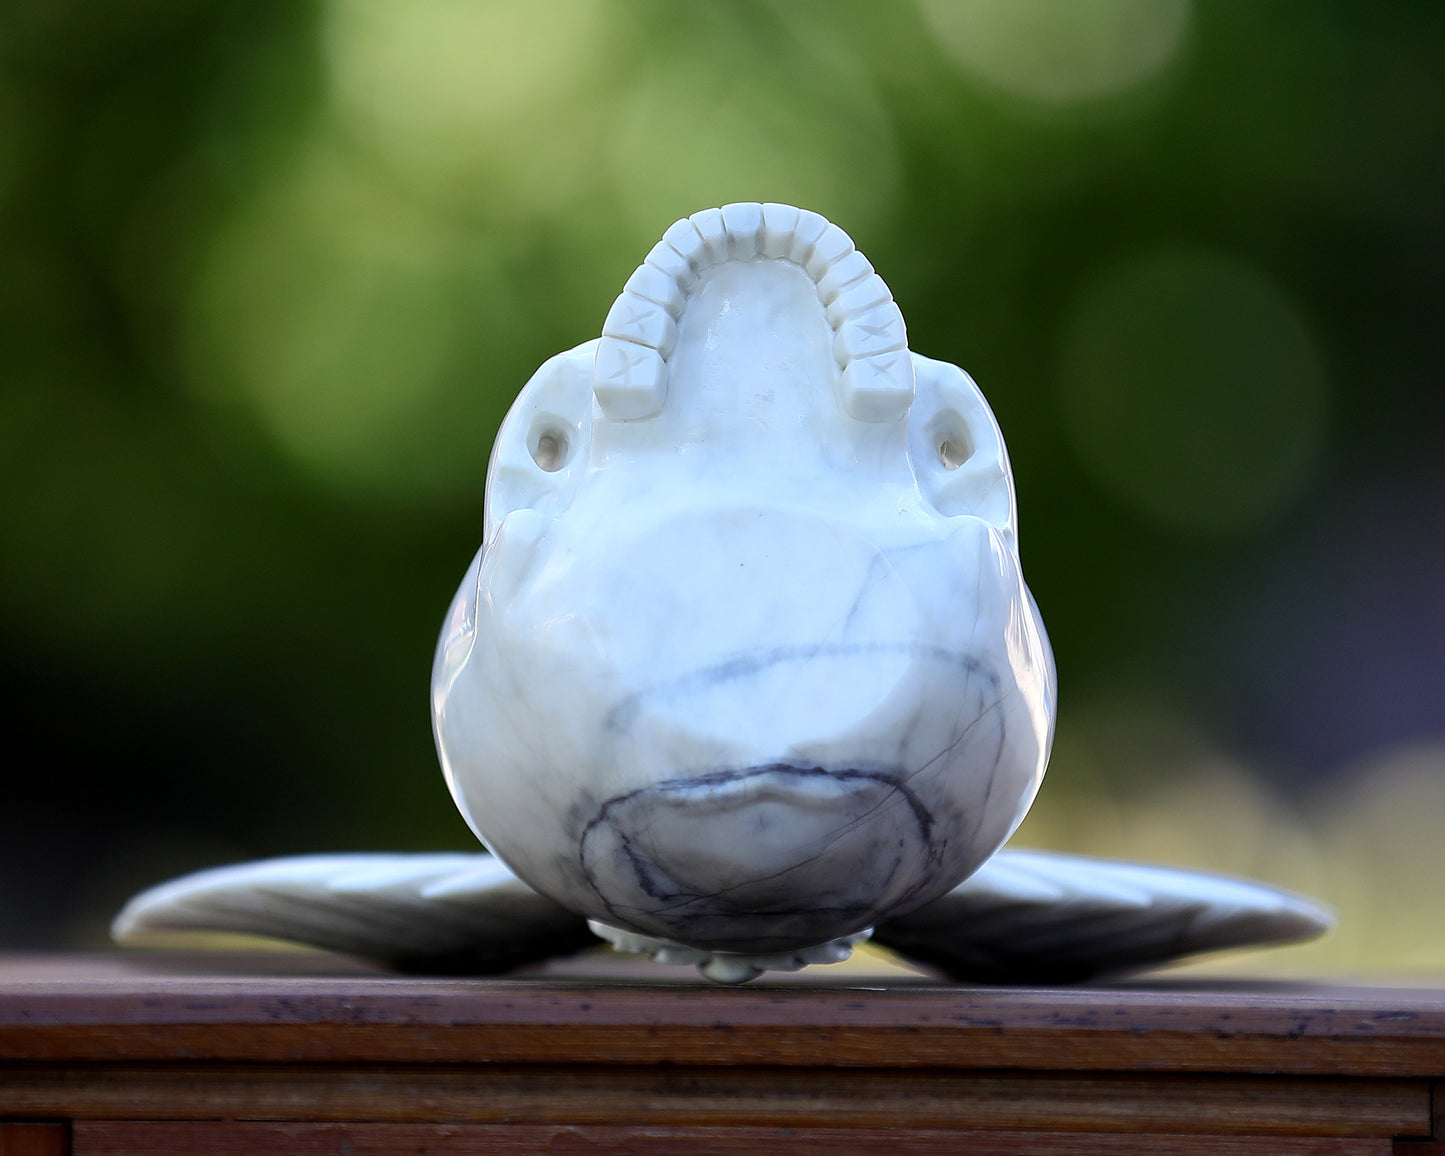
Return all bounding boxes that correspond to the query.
[579,764,945,951]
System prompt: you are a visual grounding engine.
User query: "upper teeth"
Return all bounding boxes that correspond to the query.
[593,202,915,424]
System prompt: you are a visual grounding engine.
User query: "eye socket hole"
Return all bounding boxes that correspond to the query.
[929,412,973,470]
[530,427,569,472]
[938,437,970,470]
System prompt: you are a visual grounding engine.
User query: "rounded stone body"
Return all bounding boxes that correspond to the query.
[433,204,1055,953]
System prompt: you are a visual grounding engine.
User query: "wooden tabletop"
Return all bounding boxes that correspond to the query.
[2,951,1443,1078]
[2,953,1444,1154]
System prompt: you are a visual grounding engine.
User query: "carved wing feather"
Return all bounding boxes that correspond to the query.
[871,849,1334,983]
[110,853,594,974]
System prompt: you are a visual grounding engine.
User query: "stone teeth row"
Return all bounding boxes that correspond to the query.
[593,202,915,423]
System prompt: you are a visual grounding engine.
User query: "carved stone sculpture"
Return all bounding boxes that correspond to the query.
[114,204,1331,983]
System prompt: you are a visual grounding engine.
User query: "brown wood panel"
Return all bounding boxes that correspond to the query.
[0,1065,1427,1137]
[0,1123,68,1156]
[70,1122,1395,1156]
[2,955,1444,1076]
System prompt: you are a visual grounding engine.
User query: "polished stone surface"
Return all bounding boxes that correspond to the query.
[112,848,1332,984]
[432,203,1055,952]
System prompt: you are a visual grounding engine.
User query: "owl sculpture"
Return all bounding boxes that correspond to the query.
[114,204,1330,983]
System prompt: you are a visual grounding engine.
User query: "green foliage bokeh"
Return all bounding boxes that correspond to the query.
[1,0,1441,963]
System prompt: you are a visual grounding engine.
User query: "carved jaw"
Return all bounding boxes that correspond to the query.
[587,921,874,986]
[432,203,1055,954]
[593,202,915,424]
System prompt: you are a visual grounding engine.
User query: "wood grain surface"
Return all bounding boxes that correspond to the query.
[1,954,1443,1077]
[2,955,1442,1155]
[0,1123,68,1156]
[0,1065,1429,1136]
[67,1122,1398,1156]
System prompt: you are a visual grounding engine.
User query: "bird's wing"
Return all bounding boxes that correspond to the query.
[111,853,595,973]
[113,849,1334,982]
[871,848,1334,983]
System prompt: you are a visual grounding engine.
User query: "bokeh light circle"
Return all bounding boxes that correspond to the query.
[916,0,1191,105]
[1059,248,1328,534]
[182,145,519,499]
[609,52,898,242]
[323,0,613,217]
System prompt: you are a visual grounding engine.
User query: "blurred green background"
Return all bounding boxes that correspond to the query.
[2,0,1442,975]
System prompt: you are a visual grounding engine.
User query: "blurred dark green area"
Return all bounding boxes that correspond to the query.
[1,0,1442,951]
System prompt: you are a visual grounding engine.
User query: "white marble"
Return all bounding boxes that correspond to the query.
[110,853,592,973]
[588,921,873,985]
[872,849,1337,982]
[111,849,1332,983]
[432,202,1057,954]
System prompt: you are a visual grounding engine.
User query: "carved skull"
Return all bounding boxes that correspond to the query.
[431,203,1056,954]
